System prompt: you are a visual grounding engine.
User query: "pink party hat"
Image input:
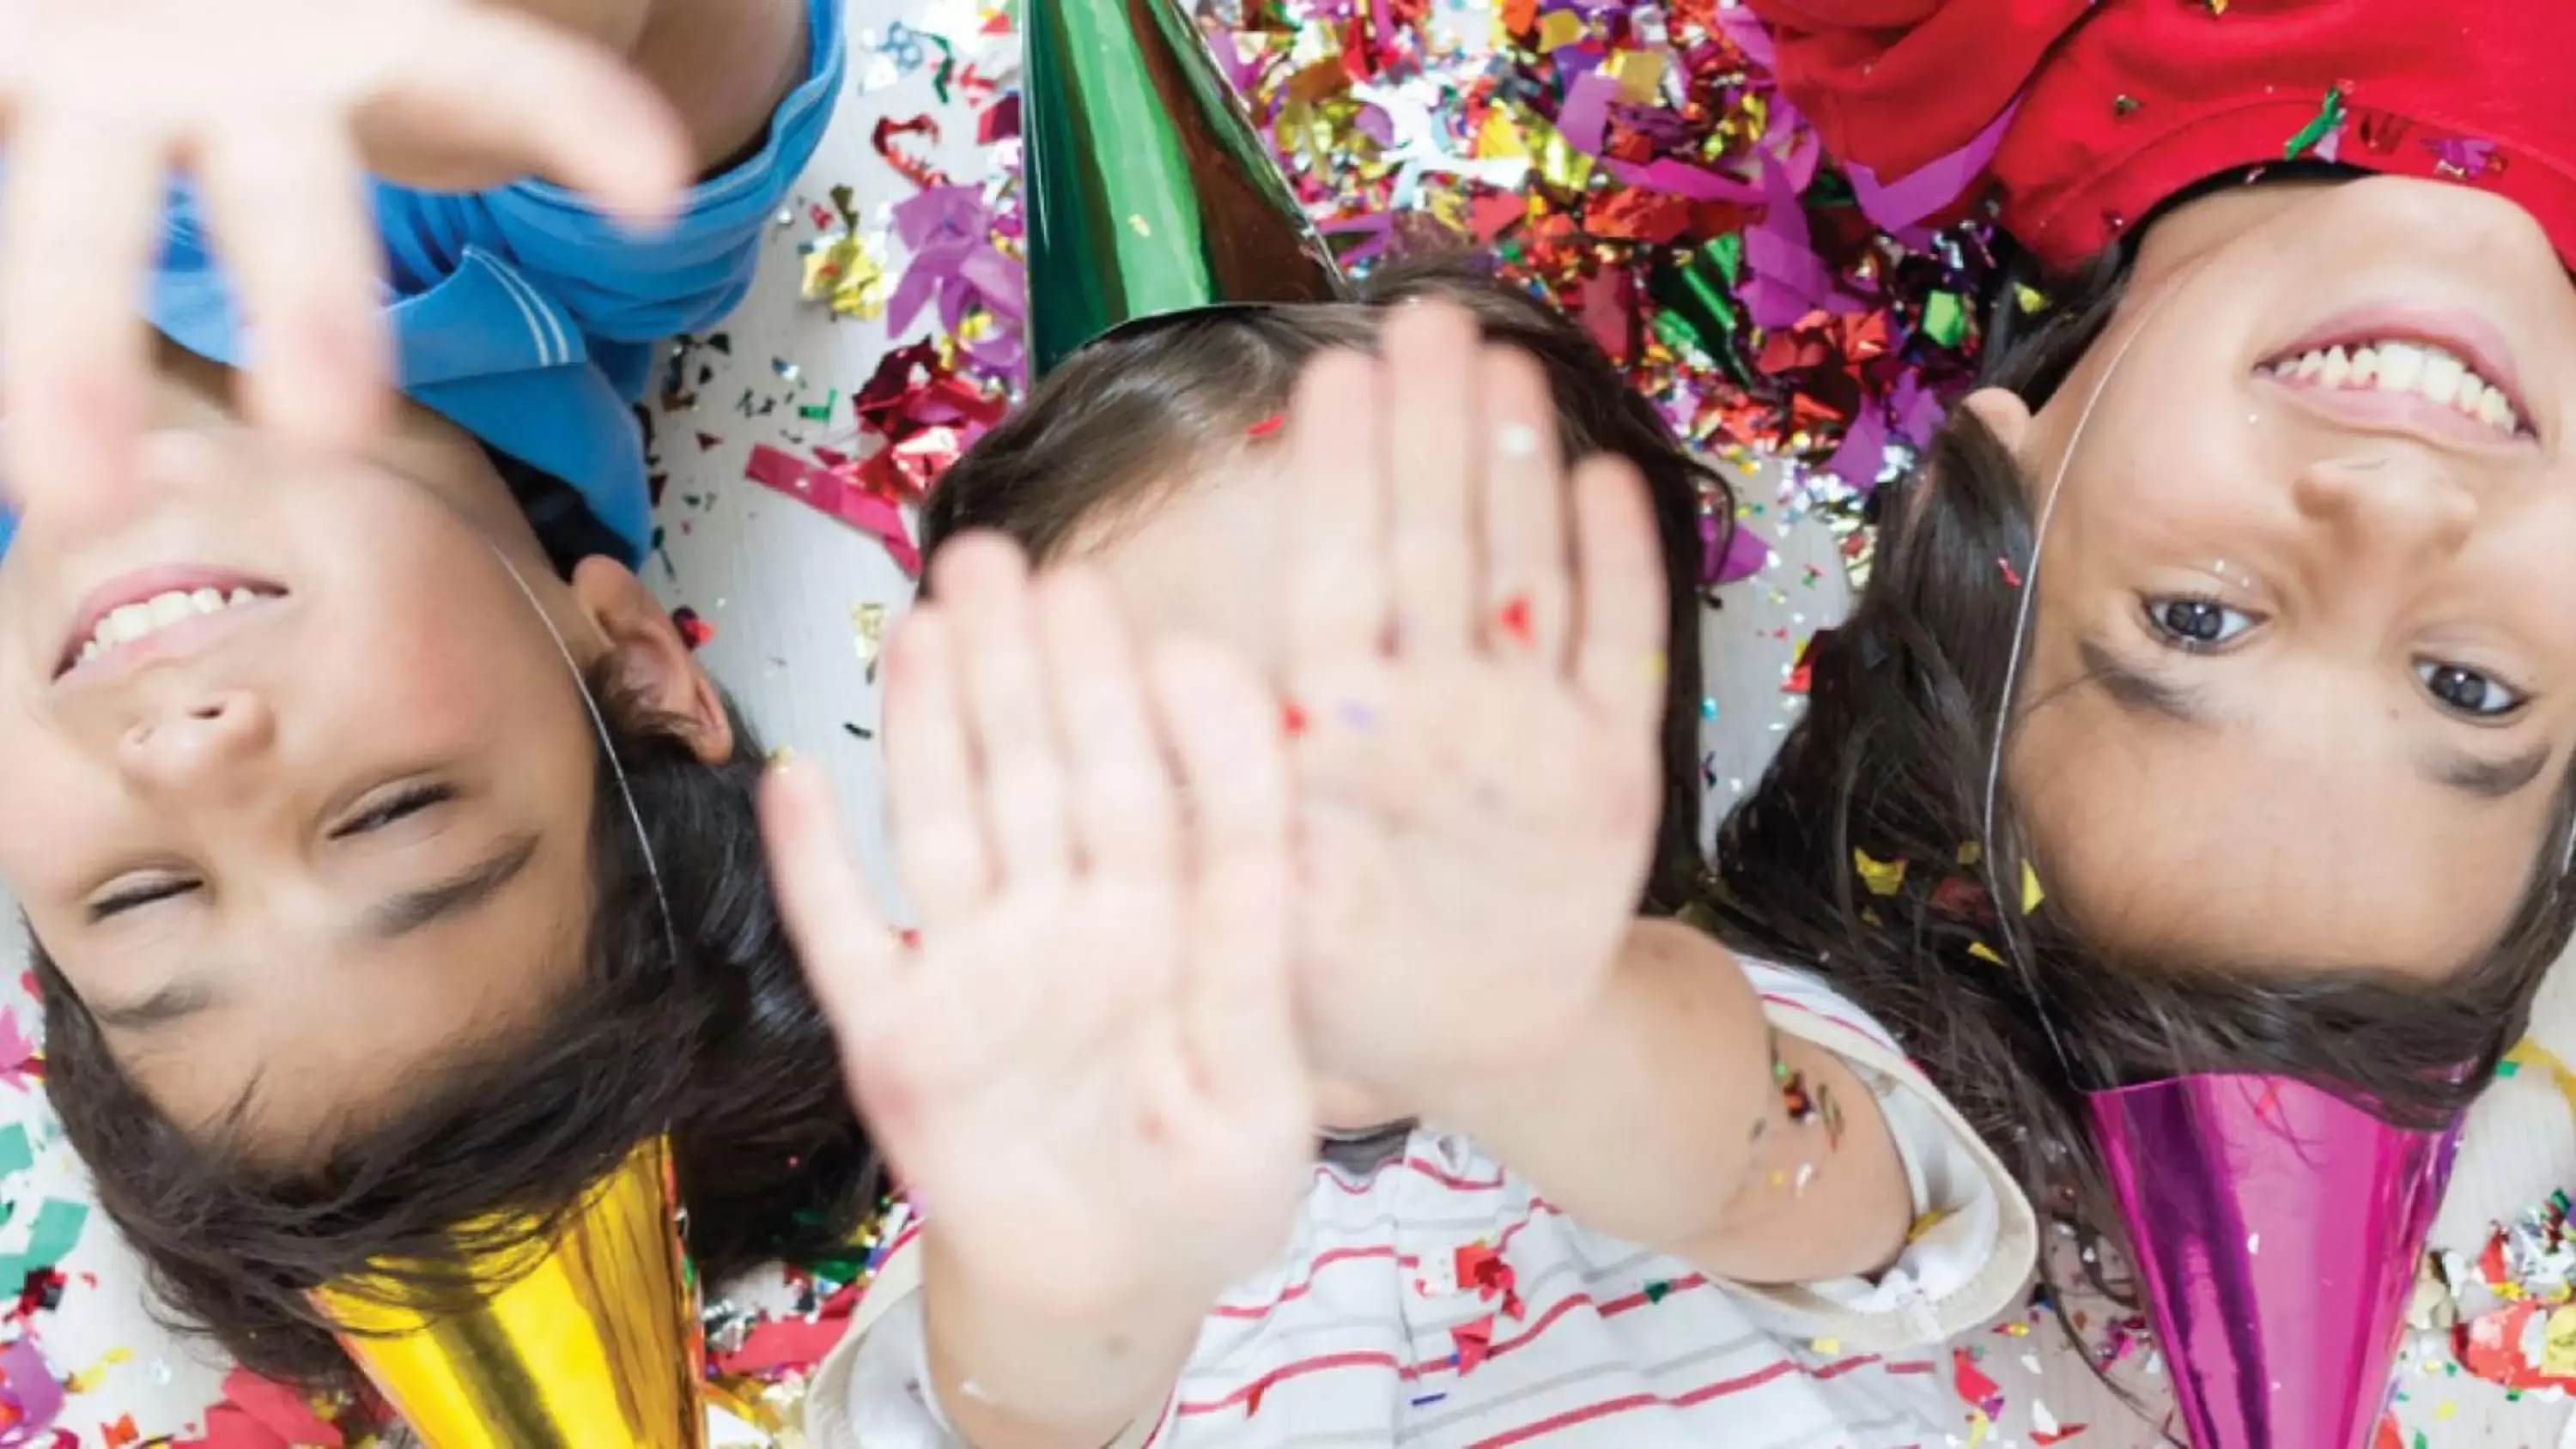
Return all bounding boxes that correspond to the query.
[2087,1074,2456,1449]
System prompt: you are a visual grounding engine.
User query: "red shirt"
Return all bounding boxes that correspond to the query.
[1746,0,2576,272]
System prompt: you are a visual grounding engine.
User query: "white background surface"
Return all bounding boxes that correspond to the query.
[2,3,2573,1443]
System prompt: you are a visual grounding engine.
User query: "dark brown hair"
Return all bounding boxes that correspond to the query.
[37,264,1726,1393]
[924,257,1730,912]
[1702,246,2576,1305]
[36,668,878,1391]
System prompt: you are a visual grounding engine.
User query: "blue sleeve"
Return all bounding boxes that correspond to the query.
[376,0,846,346]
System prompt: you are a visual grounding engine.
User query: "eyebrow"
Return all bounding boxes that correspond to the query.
[2075,635,2552,803]
[92,834,544,1035]
[361,833,543,941]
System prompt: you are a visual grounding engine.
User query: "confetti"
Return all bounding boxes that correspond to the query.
[2020,860,2045,914]
[1853,849,1906,896]
[743,446,921,575]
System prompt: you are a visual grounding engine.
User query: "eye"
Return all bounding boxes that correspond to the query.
[2415,661,2527,718]
[88,877,197,922]
[334,783,454,838]
[2143,596,2258,651]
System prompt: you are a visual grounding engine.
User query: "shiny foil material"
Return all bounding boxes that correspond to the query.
[2088,1075,2456,1449]
[313,1137,707,1448]
[1023,0,1347,375]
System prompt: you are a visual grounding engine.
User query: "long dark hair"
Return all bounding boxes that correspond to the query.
[40,263,1726,1393]
[37,668,877,1391]
[1702,246,2576,1301]
[925,257,1729,913]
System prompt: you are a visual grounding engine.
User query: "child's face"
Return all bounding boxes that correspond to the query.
[0,359,657,1143]
[1981,175,2576,976]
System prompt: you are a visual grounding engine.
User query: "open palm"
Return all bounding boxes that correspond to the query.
[761,541,1313,1325]
[1279,304,1671,1104]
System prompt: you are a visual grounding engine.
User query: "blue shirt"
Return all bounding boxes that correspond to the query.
[0,0,845,566]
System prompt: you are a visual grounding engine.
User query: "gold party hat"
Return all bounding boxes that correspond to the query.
[313,1136,708,1447]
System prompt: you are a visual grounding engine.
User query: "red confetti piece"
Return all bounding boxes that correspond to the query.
[671,607,714,651]
[1999,558,2024,587]
[1245,413,1287,439]
[1451,1313,1498,1374]
[713,1316,854,1376]
[1495,596,1535,646]
[2033,1425,2089,1446]
[871,115,951,190]
[744,445,921,576]
[1282,701,1310,737]
[100,1416,138,1449]
[1951,1346,2003,1416]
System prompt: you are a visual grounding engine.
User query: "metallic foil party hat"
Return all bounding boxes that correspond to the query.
[2088,1075,2457,1449]
[1022,0,1347,375]
[312,1136,708,1448]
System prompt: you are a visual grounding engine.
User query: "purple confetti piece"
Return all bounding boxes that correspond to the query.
[1825,402,1889,489]
[0,1341,61,1448]
[1705,513,1771,586]
[1555,70,1619,155]
[1840,101,2017,235]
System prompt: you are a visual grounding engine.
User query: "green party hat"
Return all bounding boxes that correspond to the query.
[1022,0,1350,376]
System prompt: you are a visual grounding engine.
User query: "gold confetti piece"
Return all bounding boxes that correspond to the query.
[1605,48,1665,105]
[1854,849,1907,897]
[1969,942,2005,966]
[2020,860,2045,914]
[852,602,891,670]
[64,1347,132,1395]
[800,233,889,320]
[2013,283,2050,315]
[1477,106,1528,160]
[1535,9,1585,50]
[1809,1337,1841,1354]
[1956,840,1984,867]
[1905,1210,1948,1242]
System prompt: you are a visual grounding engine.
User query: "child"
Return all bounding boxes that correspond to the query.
[777,275,2036,1446]
[1716,0,2576,1311]
[4,0,877,1391]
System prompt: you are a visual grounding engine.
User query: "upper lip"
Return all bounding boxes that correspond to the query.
[54,566,286,681]
[2258,306,2538,443]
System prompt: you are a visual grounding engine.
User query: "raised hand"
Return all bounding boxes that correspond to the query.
[1281,300,1671,1109]
[760,538,1313,1348]
[0,0,693,512]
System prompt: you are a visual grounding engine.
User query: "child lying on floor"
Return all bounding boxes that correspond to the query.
[775,270,2038,1446]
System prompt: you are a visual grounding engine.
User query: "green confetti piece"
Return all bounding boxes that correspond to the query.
[1643,1280,1672,1304]
[1710,231,1743,285]
[2283,87,2346,161]
[1923,291,1967,349]
[0,1198,88,1280]
[0,1125,32,1179]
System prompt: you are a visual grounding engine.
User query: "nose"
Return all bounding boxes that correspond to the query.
[117,688,276,792]
[2291,452,2479,562]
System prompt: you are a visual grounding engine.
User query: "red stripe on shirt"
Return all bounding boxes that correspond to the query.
[1176,1350,1412,1416]
[1461,1353,1894,1448]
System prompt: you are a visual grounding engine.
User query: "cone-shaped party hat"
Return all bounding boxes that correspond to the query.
[2088,1076,2456,1449]
[1022,0,1348,376]
[312,1136,708,1447]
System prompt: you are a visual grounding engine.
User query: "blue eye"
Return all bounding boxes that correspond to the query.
[2144,597,2257,651]
[2416,661,2525,718]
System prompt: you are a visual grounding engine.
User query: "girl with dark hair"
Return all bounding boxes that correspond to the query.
[1714,0,2576,1344]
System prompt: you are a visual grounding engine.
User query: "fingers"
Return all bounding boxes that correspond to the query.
[1474,346,1571,664]
[760,757,906,1042]
[882,605,996,930]
[1285,349,1389,670]
[1151,637,1301,1096]
[1040,567,1178,884]
[1382,303,1483,654]
[935,537,1077,894]
[387,6,692,227]
[0,112,166,511]
[194,118,392,454]
[1568,454,1671,727]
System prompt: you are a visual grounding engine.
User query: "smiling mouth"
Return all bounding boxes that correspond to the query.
[2255,337,2530,440]
[56,576,289,681]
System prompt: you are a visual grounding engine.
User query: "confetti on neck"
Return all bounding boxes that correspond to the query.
[1852,850,1906,896]
[2020,860,2045,914]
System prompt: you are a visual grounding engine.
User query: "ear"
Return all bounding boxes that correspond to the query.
[1959,387,2033,452]
[569,556,735,765]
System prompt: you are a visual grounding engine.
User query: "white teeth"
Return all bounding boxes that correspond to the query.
[2263,337,2523,437]
[72,587,272,668]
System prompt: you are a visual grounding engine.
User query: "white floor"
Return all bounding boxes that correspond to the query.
[3,5,2573,1443]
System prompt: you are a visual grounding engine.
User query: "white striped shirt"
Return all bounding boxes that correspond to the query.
[809,962,2035,1448]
